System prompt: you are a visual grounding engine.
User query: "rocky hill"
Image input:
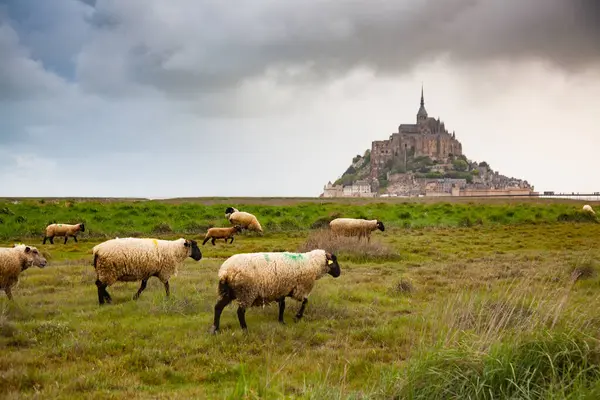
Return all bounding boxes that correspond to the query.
[331,150,533,196]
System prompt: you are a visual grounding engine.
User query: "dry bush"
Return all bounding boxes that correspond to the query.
[297,229,401,262]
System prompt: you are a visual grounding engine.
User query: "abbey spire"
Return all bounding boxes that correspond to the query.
[417,84,428,124]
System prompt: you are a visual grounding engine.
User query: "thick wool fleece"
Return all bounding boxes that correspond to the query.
[228,211,263,232]
[0,245,47,296]
[218,249,329,308]
[93,238,192,285]
[329,218,379,237]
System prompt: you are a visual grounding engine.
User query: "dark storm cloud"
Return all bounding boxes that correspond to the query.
[73,0,600,98]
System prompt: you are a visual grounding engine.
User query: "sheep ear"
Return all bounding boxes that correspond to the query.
[25,246,31,253]
[184,241,190,247]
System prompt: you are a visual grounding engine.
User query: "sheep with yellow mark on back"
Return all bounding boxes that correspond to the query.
[92,237,202,305]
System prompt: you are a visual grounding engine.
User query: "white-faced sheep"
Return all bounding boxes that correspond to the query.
[583,205,596,215]
[209,249,341,334]
[43,223,85,244]
[92,237,202,305]
[329,218,385,242]
[202,225,243,246]
[0,244,47,299]
[225,207,263,233]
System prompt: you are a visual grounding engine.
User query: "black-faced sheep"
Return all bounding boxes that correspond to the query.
[202,225,243,246]
[92,237,202,305]
[329,218,385,242]
[0,244,47,299]
[43,223,85,244]
[225,207,263,233]
[209,249,341,334]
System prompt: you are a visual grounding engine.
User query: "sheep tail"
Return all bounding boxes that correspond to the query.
[93,253,98,269]
[217,277,235,299]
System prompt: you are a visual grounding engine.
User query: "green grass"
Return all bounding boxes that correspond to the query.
[1,197,600,398]
[0,197,598,241]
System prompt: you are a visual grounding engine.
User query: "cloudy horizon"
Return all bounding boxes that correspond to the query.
[1,0,599,198]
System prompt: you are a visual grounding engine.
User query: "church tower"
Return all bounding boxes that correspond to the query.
[416,85,428,125]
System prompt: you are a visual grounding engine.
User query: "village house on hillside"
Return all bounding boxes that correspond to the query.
[321,88,535,198]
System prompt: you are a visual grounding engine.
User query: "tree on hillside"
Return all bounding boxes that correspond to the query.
[453,159,469,172]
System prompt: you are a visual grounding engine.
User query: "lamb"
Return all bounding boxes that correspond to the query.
[92,237,202,305]
[329,218,385,242]
[0,244,47,299]
[225,207,263,233]
[202,225,243,246]
[583,205,596,215]
[43,223,85,244]
[209,249,341,334]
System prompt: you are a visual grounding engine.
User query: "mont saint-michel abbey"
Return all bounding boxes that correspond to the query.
[370,88,463,179]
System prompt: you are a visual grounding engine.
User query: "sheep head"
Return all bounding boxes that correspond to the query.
[184,239,202,261]
[376,220,385,232]
[326,252,341,278]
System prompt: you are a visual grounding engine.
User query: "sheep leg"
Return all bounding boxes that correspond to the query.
[202,237,210,245]
[133,279,148,300]
[95,279,109,305]
[43,236,48,245]
[211,238,216,246]
[294,298,309,322]
[49,236,54,245]
[278,297,286,324]
[229,237,234,244]
[5,287,13,300]
[64,236,68,244]
[163,280,170,297]
[73,235,78,243]
[209,295,233,334]
[237,306,248,331]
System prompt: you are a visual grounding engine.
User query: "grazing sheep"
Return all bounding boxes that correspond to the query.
[583,205,596,215]
[329,218,385,242]
[225,207,263,233]
[43,223,85,244]
[202,225,243,246]
[209,249,341,334]
[0,244,47,300]
[92,237,202,305]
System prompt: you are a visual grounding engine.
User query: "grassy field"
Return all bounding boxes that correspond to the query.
[1,197,600,399]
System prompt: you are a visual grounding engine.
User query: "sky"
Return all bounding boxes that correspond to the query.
[1,0,599,198]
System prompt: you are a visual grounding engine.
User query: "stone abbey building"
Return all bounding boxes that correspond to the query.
[371,88,463,178]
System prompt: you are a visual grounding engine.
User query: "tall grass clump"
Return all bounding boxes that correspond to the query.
[400,331,600,400]
[397,268,600,399]
[297,229,401,262]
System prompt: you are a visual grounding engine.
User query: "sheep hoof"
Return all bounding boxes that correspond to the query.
[209,326,219,335]
[279,320,286,325]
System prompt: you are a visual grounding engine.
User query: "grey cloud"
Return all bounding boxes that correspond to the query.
[73,0,600,99]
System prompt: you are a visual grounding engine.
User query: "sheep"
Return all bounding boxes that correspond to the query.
[224,207,263,233]
[583,205,596,215]
[209,249,341,334]
[43,223,85,244]
[329,218,385,242]
[0,244,47,300]
[202,225,243,246]
[92,237,202,305]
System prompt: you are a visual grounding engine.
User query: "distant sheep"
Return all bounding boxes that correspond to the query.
[43,223,85,244]
[209,249,341,334]
[92,237,202,305]
[329,218,385,242]
[203,225,243,246]
[583,205,596,215]
[225,207,263,233]
[0,244,47,300]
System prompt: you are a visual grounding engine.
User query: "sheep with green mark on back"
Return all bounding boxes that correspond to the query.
[209,249,341,334]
